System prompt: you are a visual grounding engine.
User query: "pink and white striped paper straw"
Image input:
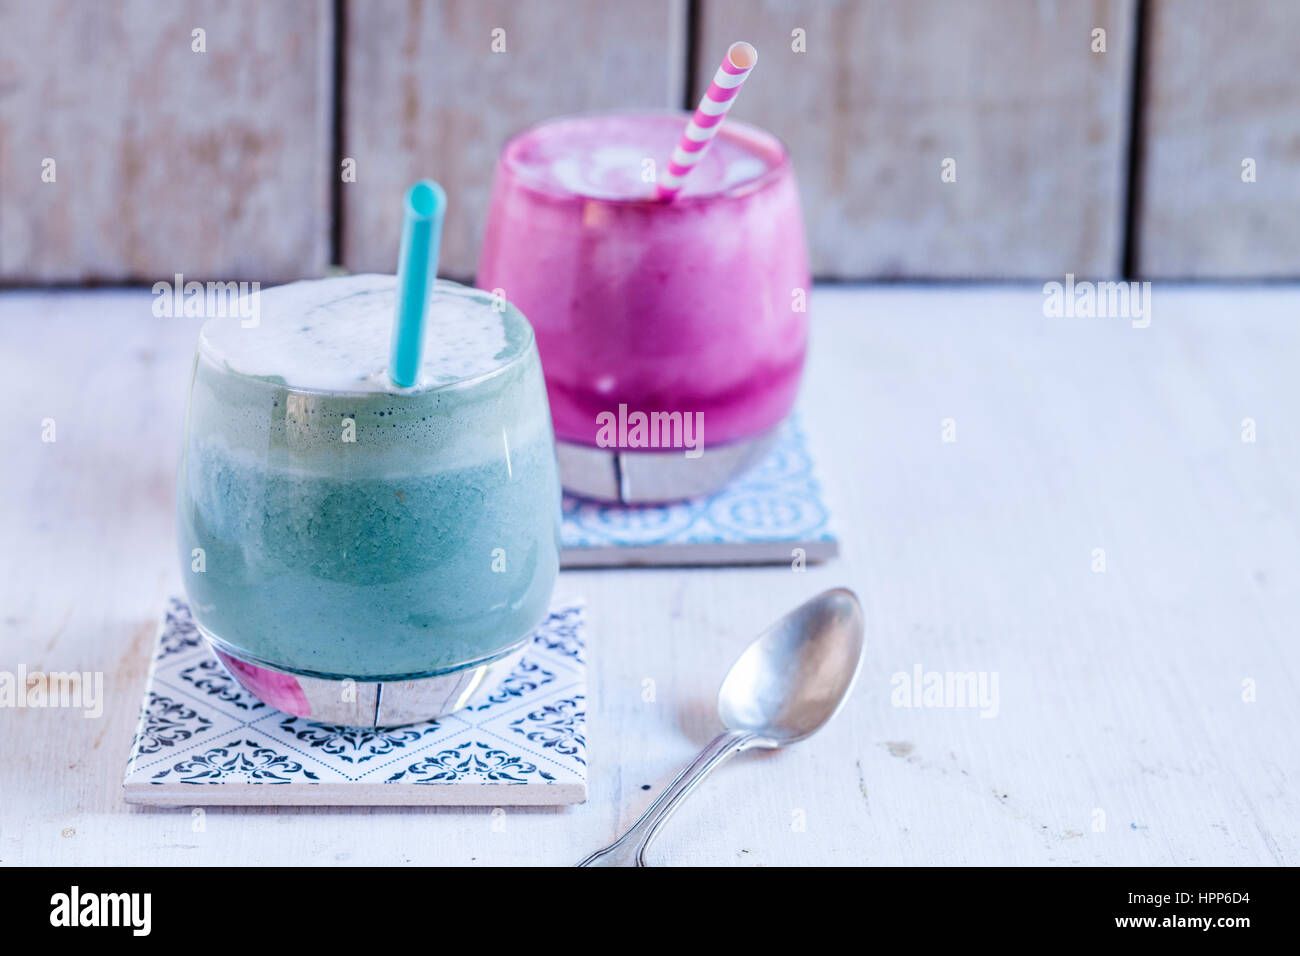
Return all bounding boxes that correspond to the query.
[656,41,758,201]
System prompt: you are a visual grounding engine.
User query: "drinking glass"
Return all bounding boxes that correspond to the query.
[479,111,811,503]
[175,276,560,726]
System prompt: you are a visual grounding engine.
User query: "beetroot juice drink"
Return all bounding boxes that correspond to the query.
[478,112,810,503]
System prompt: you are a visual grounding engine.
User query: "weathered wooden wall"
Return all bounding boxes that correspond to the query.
[1,0,1297,283]
[1134,0,1300,278]
[0,0,333,283]
[340,0,688,279]
[698,0,1137,279]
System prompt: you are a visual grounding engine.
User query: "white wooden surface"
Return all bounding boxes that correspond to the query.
[1,284,1297,865]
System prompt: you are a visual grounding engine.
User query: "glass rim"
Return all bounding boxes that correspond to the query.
[193,280,538,398]
[496,108,795,206]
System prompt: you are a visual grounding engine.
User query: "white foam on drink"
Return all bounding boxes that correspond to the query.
[187,276,552,482]
[505,113,783,201]
[199,275,519,392]
[550,146,648,199]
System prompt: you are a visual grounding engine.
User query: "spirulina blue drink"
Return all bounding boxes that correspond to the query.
[176,275,560,722]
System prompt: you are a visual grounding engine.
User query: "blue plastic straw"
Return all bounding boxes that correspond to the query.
[388,180,447,387]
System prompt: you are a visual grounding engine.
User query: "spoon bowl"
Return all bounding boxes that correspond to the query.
[718,587,865,745]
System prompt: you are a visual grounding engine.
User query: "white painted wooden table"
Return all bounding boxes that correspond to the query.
[2,284,1296,866]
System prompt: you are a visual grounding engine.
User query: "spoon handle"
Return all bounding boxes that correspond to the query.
[577,730,757,867]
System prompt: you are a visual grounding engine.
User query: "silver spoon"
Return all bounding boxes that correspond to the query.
[577,587,865,867]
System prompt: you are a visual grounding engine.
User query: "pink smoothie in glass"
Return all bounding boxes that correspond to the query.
[478,112,809,451]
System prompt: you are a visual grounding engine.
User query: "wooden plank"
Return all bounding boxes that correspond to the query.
[0,0,332,283]
[2,283,1297,864]
[696,0,1137,279]
[1135,0,1300,278]
[340,0,688,280]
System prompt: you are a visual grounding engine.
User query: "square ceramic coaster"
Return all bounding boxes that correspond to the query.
[559,414,838,567]
[124,599,587,806]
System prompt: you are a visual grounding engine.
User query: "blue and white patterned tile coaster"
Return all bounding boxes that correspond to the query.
[560,414,838,567]
[124,599,587,807]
